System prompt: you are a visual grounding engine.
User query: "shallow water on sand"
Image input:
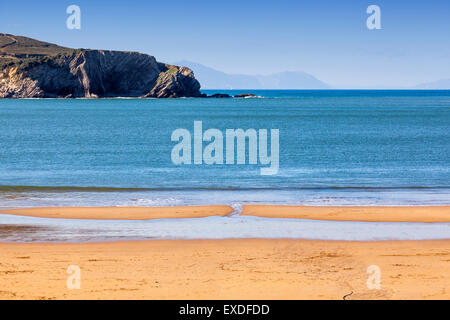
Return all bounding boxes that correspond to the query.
[0,214,449,243]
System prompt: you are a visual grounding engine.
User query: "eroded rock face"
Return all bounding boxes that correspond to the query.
[146,67,203,98]
[0,50,202,98]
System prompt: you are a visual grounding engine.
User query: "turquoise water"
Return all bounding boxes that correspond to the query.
[0,90,449,207]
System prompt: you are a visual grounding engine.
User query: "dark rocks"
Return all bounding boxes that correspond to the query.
[234,93,257,98]
[208,93,232,98]
[203,92,263,98]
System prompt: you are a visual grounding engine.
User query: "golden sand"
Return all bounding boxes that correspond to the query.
[3,205,450,223]
[0,205,233,220]
[0,239,449,300]
[242,205,450,223]
[1,205,449,300]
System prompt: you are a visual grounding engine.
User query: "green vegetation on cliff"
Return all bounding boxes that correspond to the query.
[0,33,74,56]
[0,33,76,72]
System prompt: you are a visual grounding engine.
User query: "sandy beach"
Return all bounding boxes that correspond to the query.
[242,205,450,223]
[2,205,450,223]
[0,206,233,220]
[1,205,449,300]
[0,239,449,300]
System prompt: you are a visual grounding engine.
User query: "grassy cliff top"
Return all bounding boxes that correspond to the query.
[0,34,78,71]
[0,34,177,77]
[0,34,157,72]
[0,34,74,57]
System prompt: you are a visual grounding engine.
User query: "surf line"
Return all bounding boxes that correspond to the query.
[171,121,279,175]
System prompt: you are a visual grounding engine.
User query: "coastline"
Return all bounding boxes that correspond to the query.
[0,206,233,220]
[2,205,450,223]
[242,205,450,223]
[1,239,449,300]
[1,206,449,299]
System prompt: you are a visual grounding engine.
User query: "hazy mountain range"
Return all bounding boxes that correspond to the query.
[175,60,330,89]
[415,79,450,89]
[176,60,450,90]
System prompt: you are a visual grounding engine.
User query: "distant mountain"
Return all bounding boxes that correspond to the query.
[256,71,330,89]
[175,60,330,89]
[174,61,260,89]
[415,79,450,89]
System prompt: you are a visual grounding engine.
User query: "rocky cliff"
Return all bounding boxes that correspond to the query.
[0,34,202,98]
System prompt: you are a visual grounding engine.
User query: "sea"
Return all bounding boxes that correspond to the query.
[1,90,449,209]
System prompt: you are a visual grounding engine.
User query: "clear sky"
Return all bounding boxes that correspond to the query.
[1,0,449,88]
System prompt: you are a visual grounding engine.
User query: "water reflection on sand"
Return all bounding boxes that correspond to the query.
[0,214,449,243]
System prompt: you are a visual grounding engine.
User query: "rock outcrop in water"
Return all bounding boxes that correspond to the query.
[0,34,202,98]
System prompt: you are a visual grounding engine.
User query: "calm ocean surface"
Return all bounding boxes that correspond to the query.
[0,90,449,208]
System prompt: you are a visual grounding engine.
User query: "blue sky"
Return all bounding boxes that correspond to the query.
[1,0,449,88]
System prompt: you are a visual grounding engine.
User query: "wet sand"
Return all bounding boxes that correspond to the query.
[2,205,450,223]
[0,206,233,220]
[0,239,449,300]
[242,205,450,223]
